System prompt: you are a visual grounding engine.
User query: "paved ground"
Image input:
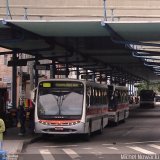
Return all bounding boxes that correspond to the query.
[19,104,160,160]
[1,104,139,160]
[3,127,39,160]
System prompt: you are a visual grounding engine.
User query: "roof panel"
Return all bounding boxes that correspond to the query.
[1,20,160,41]
[0,19,160,81]
[8,20,110,37]
[107,21,160,41]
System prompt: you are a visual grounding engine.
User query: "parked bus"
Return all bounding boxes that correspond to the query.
[107,85,129,125]
[139,89,156,108]
[31,79,108,140]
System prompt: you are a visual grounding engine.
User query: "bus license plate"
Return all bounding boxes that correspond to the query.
[55,127,64,131]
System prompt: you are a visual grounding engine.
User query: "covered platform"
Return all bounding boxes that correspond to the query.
[0,19,160,82]
[1,19,160,107]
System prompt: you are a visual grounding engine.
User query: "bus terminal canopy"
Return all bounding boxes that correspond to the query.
[0,19,160,82]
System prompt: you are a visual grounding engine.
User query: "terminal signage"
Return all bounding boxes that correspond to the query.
[35,65,50,70]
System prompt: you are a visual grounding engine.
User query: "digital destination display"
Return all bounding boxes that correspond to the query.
[40,81,83,88]
[55,82,81,87]
[42,82,51,88]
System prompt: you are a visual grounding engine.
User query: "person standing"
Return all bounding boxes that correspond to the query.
[18,100,26,136]
[0,119,5,150]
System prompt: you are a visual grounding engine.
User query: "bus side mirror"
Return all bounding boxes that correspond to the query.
[30,88,37,104]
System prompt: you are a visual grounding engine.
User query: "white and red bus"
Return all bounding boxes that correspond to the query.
[107,85,129,125]
[32,79,108,140]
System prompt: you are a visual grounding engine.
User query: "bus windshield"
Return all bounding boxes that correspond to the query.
[37,81,84,120]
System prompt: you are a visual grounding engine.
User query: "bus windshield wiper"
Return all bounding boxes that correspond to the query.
[54,92,70,115]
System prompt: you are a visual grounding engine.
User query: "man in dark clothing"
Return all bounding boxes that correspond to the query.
[18,101,26,135]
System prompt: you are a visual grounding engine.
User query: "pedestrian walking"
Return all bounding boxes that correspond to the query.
[18,100,26,136]
[0,119,5,150]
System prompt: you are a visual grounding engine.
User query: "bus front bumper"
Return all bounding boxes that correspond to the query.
[34,122,85,135]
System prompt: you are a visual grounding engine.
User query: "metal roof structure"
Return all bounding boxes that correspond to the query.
[0,19,160,82]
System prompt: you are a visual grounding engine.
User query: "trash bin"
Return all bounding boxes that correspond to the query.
[0,150,7,160]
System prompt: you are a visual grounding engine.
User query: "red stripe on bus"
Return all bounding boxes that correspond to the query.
[86,107,108,115]
[39,119,80,125]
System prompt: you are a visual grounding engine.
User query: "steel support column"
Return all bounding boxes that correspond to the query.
[93,70,96,82]
[29,61,34,90]
[105,71,108,84]
[65,51,69,78]
[65,64,69,78]
[129,81,132,95]
[12,53,17,108]
[85,70,88,81]
[103,0,107,21]
[35,58,39,87]
[76,66,79,79]
[50,60,56,79]
[132,82,134,95]
[110,72,113,84]
[99,73,102,84]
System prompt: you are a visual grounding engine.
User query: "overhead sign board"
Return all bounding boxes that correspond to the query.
[8,60,27,66]
[35,65,50,70]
